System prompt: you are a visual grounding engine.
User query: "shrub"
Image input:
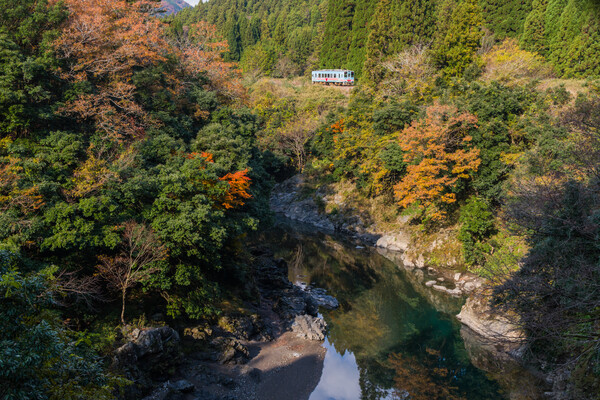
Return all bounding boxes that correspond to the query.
[458,197,496,266]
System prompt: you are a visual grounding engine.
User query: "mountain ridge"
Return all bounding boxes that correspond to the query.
[160,0,191,15]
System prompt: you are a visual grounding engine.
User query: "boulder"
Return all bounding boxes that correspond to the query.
[168,379,195,393]
[457,293,525,349]
[306,287,339,310]
[210,336,250,364]
[375,232,411,252]
[274,286,318,320]
[114,327,182,399]
[291,315,327,341]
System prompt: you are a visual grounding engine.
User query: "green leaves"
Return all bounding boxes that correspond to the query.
[0,253,126,400]
[458,196,496,265]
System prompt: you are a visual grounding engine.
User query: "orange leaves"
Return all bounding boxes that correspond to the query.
[175,22,245,103]
[186,152,214,162]
[219,169,252,209]
[55,1,245,142]
[185,152,252,210]
[56,0,168,142]
[56,0,167,78]
[330,118,345,144]
[331,119,345,135]
[394,104,480,219]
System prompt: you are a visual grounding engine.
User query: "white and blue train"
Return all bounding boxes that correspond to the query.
[311,69,355,86]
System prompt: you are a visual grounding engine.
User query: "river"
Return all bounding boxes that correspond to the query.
[257,218,544,400]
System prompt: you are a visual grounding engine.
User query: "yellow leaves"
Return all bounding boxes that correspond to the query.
[66,145,135,199]
[481,38,552,84]
[67,154,115,199]
[0,155,44,213]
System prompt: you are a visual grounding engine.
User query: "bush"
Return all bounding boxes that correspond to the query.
[458,196,496,266]
[481,38,553,84]
[0,252,126,399]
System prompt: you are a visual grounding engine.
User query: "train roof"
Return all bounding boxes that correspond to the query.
[312,69,353,72]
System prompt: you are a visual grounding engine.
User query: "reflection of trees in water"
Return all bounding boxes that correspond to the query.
[389,348,466,400]
[288,243,304,281]
[259,222,505,399]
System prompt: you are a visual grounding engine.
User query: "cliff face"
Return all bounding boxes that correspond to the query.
[160,0,191,15]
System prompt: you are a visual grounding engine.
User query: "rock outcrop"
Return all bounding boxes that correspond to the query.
[270,175,335,231]
[291,315,327,341]
[457,292,525,354]
[304,287,339,310]
[114,327,182,398]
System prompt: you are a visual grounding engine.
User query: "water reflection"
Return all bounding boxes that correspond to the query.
[258,219,508,400]
[309,338,361,400]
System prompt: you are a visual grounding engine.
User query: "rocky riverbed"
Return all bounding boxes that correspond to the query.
[114,247,338,400]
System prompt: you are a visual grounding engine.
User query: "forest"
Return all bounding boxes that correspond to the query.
[1,0,599,399]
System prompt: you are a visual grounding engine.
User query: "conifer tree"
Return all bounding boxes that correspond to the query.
[521,0,549,55]
[224,12,242,61]
[395,0,437,48]
[347,0,377,77]
[432,0,484,78]
[548,0,600,77]
[364,0,396,82]
[478,0,533,39]
[320,0,355,68]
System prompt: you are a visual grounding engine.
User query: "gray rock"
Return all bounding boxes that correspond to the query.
[432,285,463,297]
[169,379,195,393]
[113,327,181,399]
[425,280,437,287]
[457,294,525,346]
[306,287,339,310]
[210,337,249,364]
[291,315,327,341]
[375,232,411,252]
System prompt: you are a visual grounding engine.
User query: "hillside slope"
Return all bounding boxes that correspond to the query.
[173,0,600,80]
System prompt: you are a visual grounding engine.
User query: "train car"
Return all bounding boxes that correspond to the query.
[312,69,354,86]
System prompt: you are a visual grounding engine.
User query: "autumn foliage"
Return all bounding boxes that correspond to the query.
[55,0,244,143]
[394,104,480,219]
[186,152,252,209]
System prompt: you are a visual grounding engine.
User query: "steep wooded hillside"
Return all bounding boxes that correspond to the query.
[174,0,600,79]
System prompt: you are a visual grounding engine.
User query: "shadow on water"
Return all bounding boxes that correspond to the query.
[255,218,544,400]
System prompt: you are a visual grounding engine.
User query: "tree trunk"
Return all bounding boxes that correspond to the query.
[121,288,127,325]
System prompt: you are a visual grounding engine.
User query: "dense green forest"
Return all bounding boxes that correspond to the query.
[0,0,280,397]
[176,0,600,79]
[2,0,600,398]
